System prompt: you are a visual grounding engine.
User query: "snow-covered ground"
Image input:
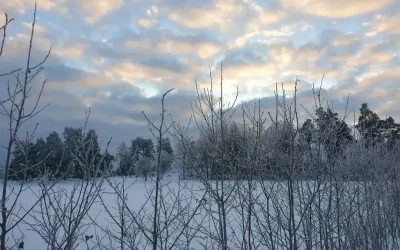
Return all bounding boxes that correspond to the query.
[1,175,210,250]
[1,175,398,250]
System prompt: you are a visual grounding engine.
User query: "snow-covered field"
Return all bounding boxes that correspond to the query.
[1,175,399,250]
[1,175,210,250]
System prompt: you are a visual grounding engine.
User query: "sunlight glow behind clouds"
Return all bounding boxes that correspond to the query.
[0,0,399,155]
[280,0,394,18]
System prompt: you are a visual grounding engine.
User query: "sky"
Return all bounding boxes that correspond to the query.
[0,0,400,158]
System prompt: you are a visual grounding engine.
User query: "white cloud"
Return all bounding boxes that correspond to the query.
[76,0,124,24]
[365,31,377,37]
[138,18,156,28]
[245,2,286,32]
[1,0,400,156]
[161,0,244,32]
[22,22,47,34]
[332,42,397,68]
[365,14,400,34]
[54,44,88,60]
[0,0,61,14]
[280,0,393,18]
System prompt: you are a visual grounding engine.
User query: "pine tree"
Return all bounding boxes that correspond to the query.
[63,127,83,178]
[315,107,352,158]
[100,152,115,176]
[156,137,174,173]
[300,119,314,146]
[130,137,155,177]
[116,141,133,176]
[45,131,64,178]
[9,140,37,181]
[34,138,47,177]
[84,129,101,178]
[355,103,381,145]
[380,116,400,149]
[131,137,155,161]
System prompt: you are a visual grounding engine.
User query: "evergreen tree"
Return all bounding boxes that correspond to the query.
[156,137,174,173]
[265,121,296,178]
[130,137,155,176]
[99,152,115,176]
[63,127,83,178]
[9,140,37,181]
[315,107,353,158]
[116,141,134,176]
[85,129,101,175]
[82,129,105,178]
[45,131,65,178]
[131,137,155,161]
[380,116,400,149]
[355,103,381,145]
[225,121,245,176]
[299,119,314,147]
[34,137,47,177]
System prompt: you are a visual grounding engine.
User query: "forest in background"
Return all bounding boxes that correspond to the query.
[2,5,400,250]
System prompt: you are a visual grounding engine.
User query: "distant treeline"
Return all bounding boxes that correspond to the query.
[176,102,400,180]
[9,126,174,181]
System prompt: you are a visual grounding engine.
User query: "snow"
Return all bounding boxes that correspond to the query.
[1,175,398,249]
[0,175,209,250]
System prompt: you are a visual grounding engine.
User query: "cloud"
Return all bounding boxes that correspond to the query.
[161,0,244,32]
[75,0,124,24]
[244,2,286,32]
[280,0,394,18]
[156,36,226,59]
[332,41,397,69]
[0,0,400,160]
[0,0,60,14]
[138,18,156,28]
[330,32,361,47]
[54,43,88,60]
[124,33,226,59]
[22,22,47,34]
[365,14,400,34]
[358,66,400,89]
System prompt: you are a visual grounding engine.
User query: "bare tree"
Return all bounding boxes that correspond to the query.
[171,119,194,180]
[0,4,53,250]
[182,63,242,250]
[96,89,206,250]
[25,109,112,250]
[231,100,267,250]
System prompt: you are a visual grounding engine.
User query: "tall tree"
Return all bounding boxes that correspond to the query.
[157,137,173,155]
[83,129,102,178]
[379,116,400,148]
[130,137,155,161]
[116,141,133,176]
[9,141,36,181]
[0,5,54,250]
[156,137,174,173]
[45,131,64,178]
[100,152,115,176]
[315,107,352,159]
[63,127,83,178]
[34,138,47,177]
[264,121,296,178]
[356,103,381,144]
[299,119,314,147]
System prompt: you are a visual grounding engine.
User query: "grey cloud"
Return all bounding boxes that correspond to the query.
[369,34,400,53]
[139,55,190,73]
[319,30,363,55]
[44,65,92,81]
[223,44,268,66]
[1,0,400,164]
[157,0,215,9]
